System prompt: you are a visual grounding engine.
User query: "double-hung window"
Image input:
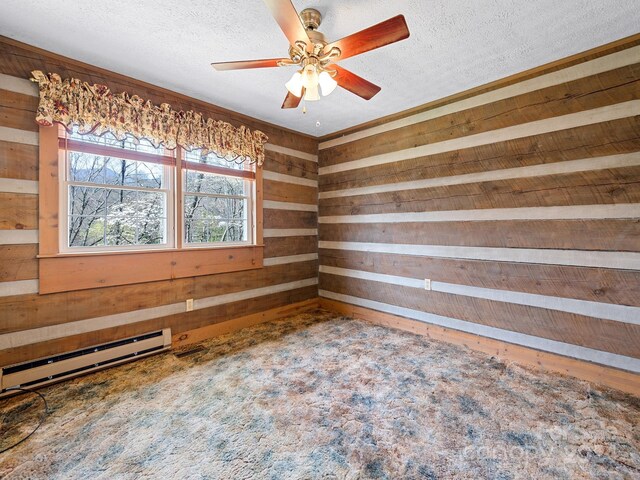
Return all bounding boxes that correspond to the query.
[182,149,254,246]
[60,127,174,251]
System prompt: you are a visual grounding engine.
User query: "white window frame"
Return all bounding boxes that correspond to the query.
[181,155,256,249]
[58,130,176,253]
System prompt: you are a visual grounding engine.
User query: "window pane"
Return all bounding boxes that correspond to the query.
[213,197,246,220]
[136,162,163,189]
[184,195,221,219]
[69,186,106,216]
[184,149,246,172]
[106,218,136,246]
[185,170,244,196]
[104,217,165,246]
[64,128,173,250]
[69,152,164,189]
[103,157,138,187]
[136,191,165,217]
[69,151,106,183]
[184,196,246,220]
[185,218,247,243]
[137,217,165,245]
[68,186,167,248]
[106,190,164,219]
[184,192,248,244]
[67,128,165,155]
[106,189,136,216]
[68,216,105,247]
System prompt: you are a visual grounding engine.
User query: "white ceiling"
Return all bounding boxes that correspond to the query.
[1,1,638,137]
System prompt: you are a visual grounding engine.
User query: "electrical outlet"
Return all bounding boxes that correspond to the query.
[186,298,194,312]
[424,279,431,290]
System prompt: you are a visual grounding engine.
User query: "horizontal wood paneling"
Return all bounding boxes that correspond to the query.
[173,298,319,348]
[0,89,38,132]
[1,280,317,350]
[0,285,317,366]
[319,241,640,270]
[0,192,37,229]
[264,235,318,258]
[319,249,640,307]
[320,265,639,325]
[320,63,640,166]
[320,101,640,176]
[319,153,640,200]
[320,204,640,225]
[320,117,640,192]
[191,260,317,299]
[319,166,640,216]
[0,140,38,180]
[263,200,318,212]
[263,149,318,180]
[0,244,37,282]
[264,209,317,229]
[0,261,317,334]
[38,246,264,294]
[319,219,640,251]
[319,273,640,358]
[0,86,36,105]
[264,179,317,205]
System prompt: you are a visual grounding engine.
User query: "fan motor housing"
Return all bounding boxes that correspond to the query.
[301,9,326,46]
[300,8,322,30]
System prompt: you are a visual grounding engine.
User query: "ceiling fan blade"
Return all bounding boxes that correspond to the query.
[324,15,409,61]
[332,65,381,100]
[263,0,310,48]
[211,58,288,71]
[281,89,304,109]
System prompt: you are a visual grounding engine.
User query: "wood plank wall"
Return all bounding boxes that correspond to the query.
[318,42,640,375]
[0,38,318,366]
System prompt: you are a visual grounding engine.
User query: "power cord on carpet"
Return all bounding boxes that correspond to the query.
[0,387,49,454]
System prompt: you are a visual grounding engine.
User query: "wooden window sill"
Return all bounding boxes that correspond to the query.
[37,243,264,259]
[38,245,264,294]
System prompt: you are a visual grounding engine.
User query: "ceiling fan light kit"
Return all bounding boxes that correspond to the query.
[211,1,410,110]
[285,71,303,97]
[318,71,337,96]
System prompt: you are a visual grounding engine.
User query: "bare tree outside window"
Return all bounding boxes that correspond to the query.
[183,150,250,244]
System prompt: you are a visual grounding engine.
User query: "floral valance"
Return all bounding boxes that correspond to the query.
[30,70,268,166]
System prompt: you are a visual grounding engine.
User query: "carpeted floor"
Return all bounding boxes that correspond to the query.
[1,310,638,479]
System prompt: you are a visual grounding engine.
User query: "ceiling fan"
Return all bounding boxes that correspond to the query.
[211,0,410,109]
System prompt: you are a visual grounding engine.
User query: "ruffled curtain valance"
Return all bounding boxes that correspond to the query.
[30,70,268,166]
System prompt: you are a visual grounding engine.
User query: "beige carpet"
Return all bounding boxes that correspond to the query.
[1,310,638,479]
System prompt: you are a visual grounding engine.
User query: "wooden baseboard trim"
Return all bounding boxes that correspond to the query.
[319,298,639,396]
[172,298,319,348]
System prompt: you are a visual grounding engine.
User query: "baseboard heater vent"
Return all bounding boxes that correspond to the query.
[0,329,171,396]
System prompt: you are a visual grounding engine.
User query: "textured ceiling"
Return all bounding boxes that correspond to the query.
[1,1,638,137]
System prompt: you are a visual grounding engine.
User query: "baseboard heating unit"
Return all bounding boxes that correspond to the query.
[0,329,171,396]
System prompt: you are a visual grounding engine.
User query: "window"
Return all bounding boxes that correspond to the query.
[60,128,174,251]
[38,125,263,294]
[183,150,254,246]
[57,127,257,251]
